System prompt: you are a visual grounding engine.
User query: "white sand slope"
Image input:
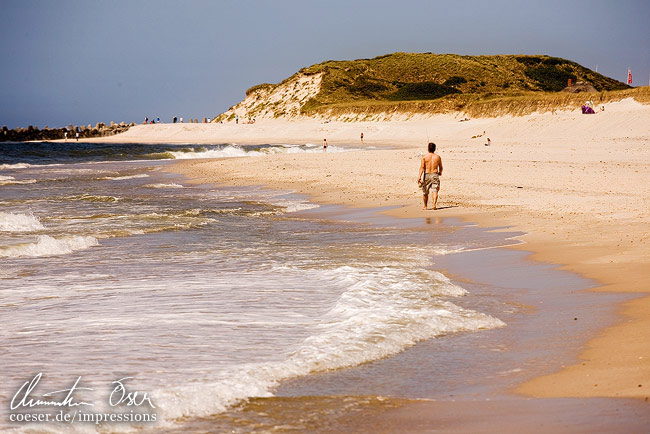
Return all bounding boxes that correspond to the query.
[102,97,647,147]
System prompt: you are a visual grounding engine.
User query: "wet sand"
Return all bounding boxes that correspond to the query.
[156,208,649,432]
[269,212,647,433]
[160,396,650,433]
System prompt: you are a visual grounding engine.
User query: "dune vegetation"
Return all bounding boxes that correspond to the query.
[223,52,647,120]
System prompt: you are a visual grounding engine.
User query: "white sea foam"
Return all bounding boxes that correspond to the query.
[168,144,346,160]
[143,183,184,189]
[66,194,121,202]
[41,168,114,175]
[151,264,504,427]
[0,235,99,258]
[282,202,320,213]
[430,246,466,255]
[100,174,150,181]
[268,198,320,213]
[169,146,256,159]
[241,191,321,214]
[0,163,31,169]
[0,212,45,232]
[0,175,38,186]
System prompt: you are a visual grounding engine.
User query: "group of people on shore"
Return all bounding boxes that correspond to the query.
[141,116,216,124]
[233,115,257,124]
[322,132,365,151]
[63,131,80,141]
[141,116,215,124]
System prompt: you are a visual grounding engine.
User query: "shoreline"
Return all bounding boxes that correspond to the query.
[446,209,650,398]
[155,98,649,402]
[168,153,650,399]
[141,190,645,433]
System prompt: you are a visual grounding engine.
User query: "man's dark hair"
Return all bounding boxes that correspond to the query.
[428,142,436,153]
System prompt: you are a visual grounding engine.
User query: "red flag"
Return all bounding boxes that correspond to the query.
[627,68,632,85]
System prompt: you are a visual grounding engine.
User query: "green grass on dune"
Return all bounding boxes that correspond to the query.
[237,52,644,118]
[316,86,650,118]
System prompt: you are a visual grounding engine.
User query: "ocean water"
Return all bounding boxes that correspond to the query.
[1,142,507,433]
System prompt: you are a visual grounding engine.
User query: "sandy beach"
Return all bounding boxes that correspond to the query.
[7,1,650,432]
[104,97,649,428]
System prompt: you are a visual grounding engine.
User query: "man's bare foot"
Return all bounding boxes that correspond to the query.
[422,206,427,210]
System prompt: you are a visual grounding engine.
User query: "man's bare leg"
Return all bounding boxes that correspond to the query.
[422,194,428,210]
[432,189,439,210]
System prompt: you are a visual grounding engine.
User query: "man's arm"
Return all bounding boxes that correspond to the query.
[438,157,443,176]
[418,157,425,184]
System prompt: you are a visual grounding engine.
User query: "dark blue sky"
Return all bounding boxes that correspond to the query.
[1,0,648,128]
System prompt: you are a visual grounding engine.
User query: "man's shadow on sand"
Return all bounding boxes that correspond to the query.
[423,205,456,211]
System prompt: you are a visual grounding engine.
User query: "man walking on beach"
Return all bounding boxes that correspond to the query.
[418,142,443,210]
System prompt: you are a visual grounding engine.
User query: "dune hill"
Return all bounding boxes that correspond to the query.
[215,52,642,121]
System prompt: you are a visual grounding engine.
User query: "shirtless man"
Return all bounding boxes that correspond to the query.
[417,142,443,210]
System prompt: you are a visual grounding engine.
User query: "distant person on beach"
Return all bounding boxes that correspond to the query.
[236,115,239,124]
[323,138,328,151]
[173,116,177,123]
[418,142,443,210]
[64,131,67,142]
[75,131,79,141]
[180,117,183,123]
[360,132,364,144]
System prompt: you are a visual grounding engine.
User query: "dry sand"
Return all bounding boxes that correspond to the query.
[110,98,650,401]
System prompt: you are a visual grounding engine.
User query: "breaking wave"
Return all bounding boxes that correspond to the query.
[151,264,504,426]
[0,212,45,232]
[0,235,99,258]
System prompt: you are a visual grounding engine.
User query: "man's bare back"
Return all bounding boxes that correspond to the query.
[421,153,442,174]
